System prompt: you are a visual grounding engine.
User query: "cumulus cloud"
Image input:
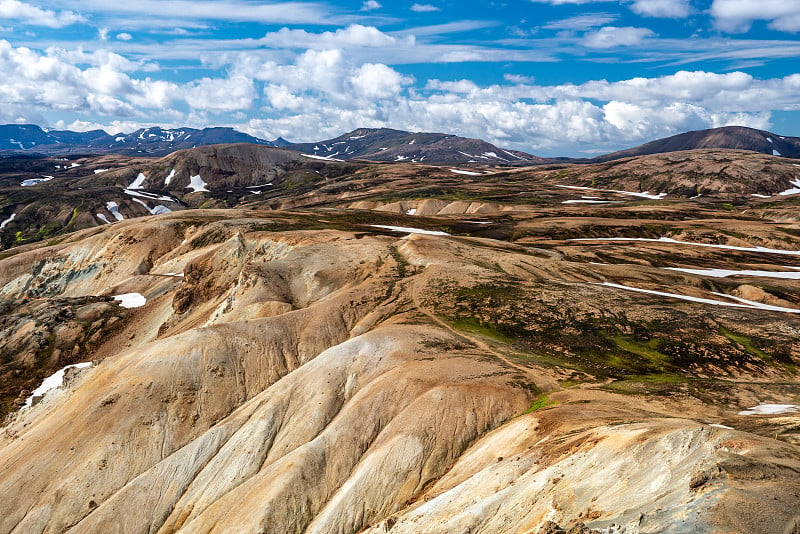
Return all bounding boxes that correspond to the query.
[582,26,655,47]
[0,0,85,28]
[116,32,133,41]
[711,0,800,32]
[628,0,691,18]
[185,76,255,112]
[361,0,381,10]
[259,25,403,49]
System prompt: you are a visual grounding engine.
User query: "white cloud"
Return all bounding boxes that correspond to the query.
[0,0,85,28]
[259,25,402,49]
[48,0,334,25]
[411,3,441,12]
[116,32,133,41]
[361,0,381,9]
[264,84,304,111]
[504,73,535,84]
[628,0,691,18]
[350,63,409,98]
[185,75,255,112]
[530,0,690,17]
[582,26,655,47]
[711,0,800,32]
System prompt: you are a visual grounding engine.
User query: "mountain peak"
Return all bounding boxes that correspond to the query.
[594,125,800,162]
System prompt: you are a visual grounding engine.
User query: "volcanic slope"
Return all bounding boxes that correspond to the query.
[1,202,800,533]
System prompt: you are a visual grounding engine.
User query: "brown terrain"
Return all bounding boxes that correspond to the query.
[1,140,800,533]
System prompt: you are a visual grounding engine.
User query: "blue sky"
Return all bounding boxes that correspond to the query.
[0,0,798,156]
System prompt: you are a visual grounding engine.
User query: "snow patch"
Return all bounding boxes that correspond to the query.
[709,292,800,313]
[131,197,172,215]
[124,189,177,203]
[94,169,109,174]
[450,168,482,176]
[562,200,617,204]
[164,168,176,186]
[767,137,774,143]
[23,362,92,408]
[751,194,771,198]
[408,138,416,144]
[302,153,343,162]
[186,174,209,193]
[599,282,758,309]
[572,236,800,256]
[778,179,800,196]
[113,292,147,308]
[738,404,798,416]
[371,225,450,236]
[129,173,147,189]
[106,201,124,221]
[502,149,525,160]
[96,213,111,224]
[666,267,800,280]
[0,212,16,229]
[556,185,666,200]
[406,208,417,215]
[395,155,409,161]
[773,150,782,156]
[21,175,54,186]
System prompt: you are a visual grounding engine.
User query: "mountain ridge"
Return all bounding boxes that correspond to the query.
[283,127,544,165]
[0,124,273,156]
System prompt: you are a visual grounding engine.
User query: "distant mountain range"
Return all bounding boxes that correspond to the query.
[1,123,799,163]
[0,124,272,157]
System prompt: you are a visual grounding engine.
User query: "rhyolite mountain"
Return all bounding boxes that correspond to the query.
[283,127,543,165]
[0,124,273,156]
[593,126,800,162]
